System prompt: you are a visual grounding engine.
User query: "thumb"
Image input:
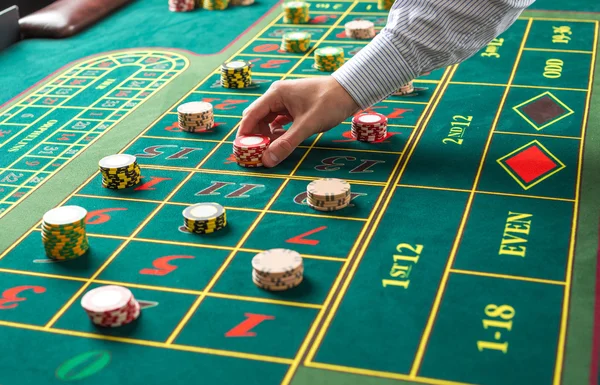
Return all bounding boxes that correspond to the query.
[262,122,308,167]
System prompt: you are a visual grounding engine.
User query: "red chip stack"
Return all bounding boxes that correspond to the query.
[81,285,141,328]
[169,0,195,11]
[351,112,388,142]
[233,135,270,168]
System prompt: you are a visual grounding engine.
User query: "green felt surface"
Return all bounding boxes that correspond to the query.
[0,1,599,385]
[0,0,281,106]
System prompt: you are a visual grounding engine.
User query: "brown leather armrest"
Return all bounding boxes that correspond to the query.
[19,0,132,38]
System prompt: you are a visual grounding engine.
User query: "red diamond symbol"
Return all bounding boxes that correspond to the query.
[498,140,565,190]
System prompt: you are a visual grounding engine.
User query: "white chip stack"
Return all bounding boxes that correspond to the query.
[177,102,214,133]
[251,249,304,291]
[306,178,351,211]
[345,20,376,39]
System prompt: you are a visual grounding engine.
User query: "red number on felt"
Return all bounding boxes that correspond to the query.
[225,313,275,337]
[211,99,248,111]
[134,176,171,191]
[0,285,46,309]
[386,108,412,119]
[25,161,40,167]
[43,98,58,105]
[57,133,76,141]
[85,208,127,224]
[310,15,332,23]
[139,255,195,276]
[260,60,290,69]
[286,226,327,246]
[336,31,348,38]
[253,44,280,53]
[165,122,181,132]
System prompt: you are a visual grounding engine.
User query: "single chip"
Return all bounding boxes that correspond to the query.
[252,248,303,274]
[182,203,225,222]
[42,205,87,226]
[81,285,132,314]
[98,154,136,170]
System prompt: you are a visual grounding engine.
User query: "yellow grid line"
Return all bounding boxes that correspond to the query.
[522,47,593,54]
[0,267,322,308]
[0,320,294,365]
[0,52,190,214]
[73,193,369,222]
[0,13,594,381]
[493,130,581,140]
[140,164,390,186]
[166,3,359,346]
[449,81,588,92]
[409,18,533,376]
[140,134,406,154]
[307,362,475,385]
[450,269,566,286]
[299,62,456,378]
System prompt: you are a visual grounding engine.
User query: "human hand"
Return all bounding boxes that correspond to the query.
[237,76,360,167]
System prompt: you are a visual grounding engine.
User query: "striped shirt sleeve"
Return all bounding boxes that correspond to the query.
[332,0,535,109]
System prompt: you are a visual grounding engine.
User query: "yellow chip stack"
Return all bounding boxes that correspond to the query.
[281,32,311,53]
[314,47,345,72]
[99,154,142,189]
[221,60,252,88]
[203,0,228,10]
[182,203,227,234]
[283,1,309,24]
[377,0,393,10]
[41,205,90,260]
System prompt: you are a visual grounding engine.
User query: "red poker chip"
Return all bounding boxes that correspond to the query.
[352,122,387,129]
[233,147,265,154]
[351,127,385,134]
[237,162,264,168]
[81,285,132,314]
[233,135,270,150]
[352,113,387,126]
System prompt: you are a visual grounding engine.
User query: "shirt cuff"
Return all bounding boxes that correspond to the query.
[332,30,418,110]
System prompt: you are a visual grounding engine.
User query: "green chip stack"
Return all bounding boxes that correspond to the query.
[281,32,311,53]
[314,47,345,71]
[221,60,252,88]
[99,154,142,189]
[377,0,393,10]
[183,202,227,234]
[283,1,309,24]
[202,0,228,10]
[41,205,90,260]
